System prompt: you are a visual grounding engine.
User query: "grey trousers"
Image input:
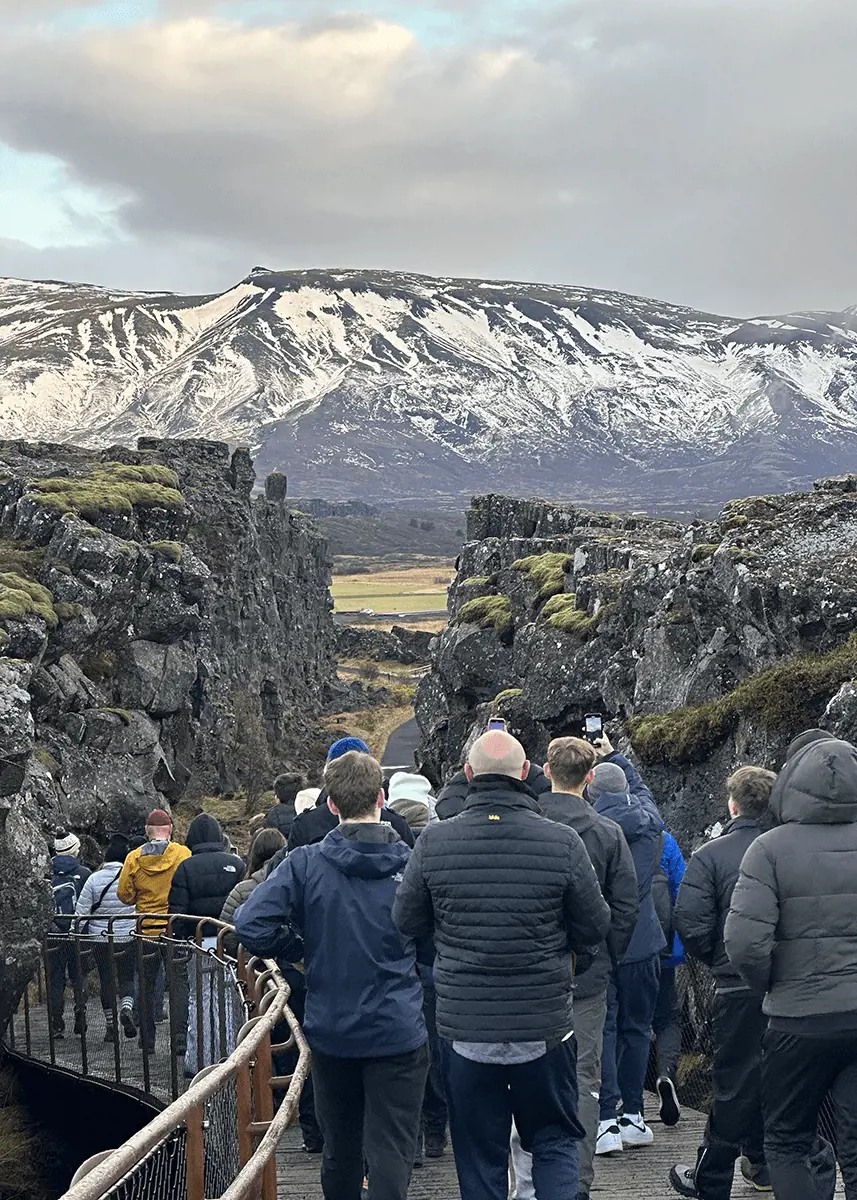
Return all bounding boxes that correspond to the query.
[509,990,607,1199]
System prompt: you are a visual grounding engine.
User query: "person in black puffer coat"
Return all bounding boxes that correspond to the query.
[169,814,244,1077]
[169,814,245,939]
[670,766,777,1200]
[263,772,305,840]
[434,760,551,820]
[394,730,610,1200]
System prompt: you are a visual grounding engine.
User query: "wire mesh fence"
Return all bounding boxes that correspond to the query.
[100,1131,188,1200]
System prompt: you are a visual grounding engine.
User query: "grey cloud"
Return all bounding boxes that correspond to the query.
[0,0,856,314]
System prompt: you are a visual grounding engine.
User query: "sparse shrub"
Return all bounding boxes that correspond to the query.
[80,649,119,681]
[513,552,572,599]
[629,634,857,766]
[457,594,514,635]
[358,662,381,682]
[149,540,184,563]
[0,573,57,628]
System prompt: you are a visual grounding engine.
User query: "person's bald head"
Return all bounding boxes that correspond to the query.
[465,731,529,782]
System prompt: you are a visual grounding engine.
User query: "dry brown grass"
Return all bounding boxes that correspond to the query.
[331,564,453,614]
[325,703,415,761]
[172,790,276,856]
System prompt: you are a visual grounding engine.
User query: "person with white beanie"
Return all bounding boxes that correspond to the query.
[49,830,91,1039]
[386,773,438,833]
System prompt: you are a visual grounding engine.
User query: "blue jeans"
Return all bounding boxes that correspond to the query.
[600,955,661,1120]
[441,1038,582,1200]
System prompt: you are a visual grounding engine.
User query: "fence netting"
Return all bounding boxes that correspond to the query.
[101,1131,188,1200]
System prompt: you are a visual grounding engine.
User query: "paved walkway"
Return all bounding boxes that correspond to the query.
[382,716,421,769]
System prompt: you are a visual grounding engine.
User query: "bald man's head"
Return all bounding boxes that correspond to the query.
[466,731,529,782]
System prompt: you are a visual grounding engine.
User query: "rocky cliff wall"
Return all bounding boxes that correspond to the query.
[0,438,336,1030]
[417,480,857,849]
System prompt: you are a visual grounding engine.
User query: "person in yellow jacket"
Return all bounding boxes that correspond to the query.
[117,808,191,1052]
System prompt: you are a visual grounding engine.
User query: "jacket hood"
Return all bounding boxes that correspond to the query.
[541,792,596,833]
[186,813,226,852]
[593,789,660,842]
[319,825,410,879]
[771,738,857,826]
[387,772,434,809]
[137,841,188,872]
[52,854,82,874]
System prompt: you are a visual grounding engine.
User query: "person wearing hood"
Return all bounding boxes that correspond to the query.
[288,737,415,851]
[263,772,306,839]
[510,736,639,1200]
[75,833,138,1043]
[48,831,91,1039]
[169,813,244,1076]
[588,745,666,1155]
[725,737,857,1200]
[237,751,429,1200]
[386,771,438,832]
[118,809,190,1053]
[394,730,611,1200]
[669,766,777,1200]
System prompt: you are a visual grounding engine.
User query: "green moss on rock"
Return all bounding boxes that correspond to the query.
[460,575,496,588]
[149,540,184,563]
[540,593,577,621]
[629,635,857,766]
[493,688,523,706]
[30,464,184,519]
[457,594,514,635]
[512,552,572,599]
[54,602,83,621]
[691,542,721,563]
[0,572,57,628]
[722,514,749,532]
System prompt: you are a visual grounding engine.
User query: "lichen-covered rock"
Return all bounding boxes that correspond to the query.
[0,437,336,1024]
[419,482,857,849]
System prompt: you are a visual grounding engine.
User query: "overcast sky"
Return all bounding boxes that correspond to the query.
[0,0,855,316]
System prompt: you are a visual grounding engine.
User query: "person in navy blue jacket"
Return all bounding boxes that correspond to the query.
[235,750,428,1200]
[588,740,666,1154]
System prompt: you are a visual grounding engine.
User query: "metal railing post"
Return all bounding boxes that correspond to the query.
[236,1058,255,1172]
[185,1101,206,1200]
[254,1029,277,1200]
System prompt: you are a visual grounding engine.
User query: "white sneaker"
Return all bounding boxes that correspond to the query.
[619,1114,654,1146]
[595,1120,623,1155]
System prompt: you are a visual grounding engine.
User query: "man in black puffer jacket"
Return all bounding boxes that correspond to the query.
[168,814,245,939]
[726,738,857,1200]
[669,766,776,1200]
[394,730,611,1200]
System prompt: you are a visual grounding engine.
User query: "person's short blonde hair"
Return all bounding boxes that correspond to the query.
[548,737,597,790]
[727,766,777,820]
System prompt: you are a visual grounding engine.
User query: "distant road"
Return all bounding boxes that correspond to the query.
[383,717,421,770]
[334,610,448,625]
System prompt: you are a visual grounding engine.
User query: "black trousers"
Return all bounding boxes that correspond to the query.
[139,944,188,1053]
[312,1042,429,1200]
[420,974,448,1141]
[92,942,135,1010]
[692,990,767,1200]
[763,1027,857,1200]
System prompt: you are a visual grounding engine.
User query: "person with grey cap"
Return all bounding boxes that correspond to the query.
[588,745,665,1155]
[49,830,91,1039]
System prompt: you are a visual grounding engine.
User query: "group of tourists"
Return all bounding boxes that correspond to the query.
[47,722,857,1200]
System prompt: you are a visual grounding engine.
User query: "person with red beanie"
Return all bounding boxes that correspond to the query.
[118,808,191,1053]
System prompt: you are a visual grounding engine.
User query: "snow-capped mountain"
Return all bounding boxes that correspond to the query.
[2,266,857,507]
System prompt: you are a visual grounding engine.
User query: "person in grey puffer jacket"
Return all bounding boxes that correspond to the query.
[589,747,665,1153]
[75,833,138,1043]
[725,737,857,1200]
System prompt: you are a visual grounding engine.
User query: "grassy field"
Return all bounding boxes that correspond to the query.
[331,564,453,615]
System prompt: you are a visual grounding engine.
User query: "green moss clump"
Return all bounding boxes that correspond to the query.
[512,552,572,599]
[461,575,495,588]
[54,602,83,621]
[691,542,721,563]
[457,595,514,635]
[101,707,132,726]
[34,747,61,776]
[540,593,577,621]
[0,573,57,628]
[0,540,46,578]
[728,548,760,566]
[493,688,523,706]
[629,634,857,766]
[722,514,749,532]
[149,540,184,563]
[29,464,184,520]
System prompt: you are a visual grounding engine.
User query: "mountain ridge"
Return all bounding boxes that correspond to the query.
[2,266,857,505]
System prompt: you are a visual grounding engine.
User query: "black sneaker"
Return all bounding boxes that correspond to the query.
[657,1076,681,1126]
[52,1026,65,1041]
[669,1164,700,1198]
[302,1140,324,1155]
[424,1134,446,1159]
[119,1008,137,1040]
[740,1158,773,1192]
[73,1009,87,1037]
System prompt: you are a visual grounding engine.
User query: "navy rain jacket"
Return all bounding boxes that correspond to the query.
[235,823,427,1059]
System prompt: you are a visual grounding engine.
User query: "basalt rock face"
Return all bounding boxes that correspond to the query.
[0,437,336,1031]
[417,480,857,850]
[336,624,435,666]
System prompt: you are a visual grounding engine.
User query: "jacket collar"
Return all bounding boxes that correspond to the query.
[721,816,761,836]
[542,791,594,825]
[464,774,542,813]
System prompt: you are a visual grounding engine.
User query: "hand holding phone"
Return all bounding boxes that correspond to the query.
[583,713,603,744]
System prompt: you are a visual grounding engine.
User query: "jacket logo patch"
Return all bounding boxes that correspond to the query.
[392,872,404,882]
[488,814,500,821]
[224,865,238,873]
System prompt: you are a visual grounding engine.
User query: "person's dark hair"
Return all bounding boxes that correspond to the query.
[727,766,777,820]
[105,833,131,864]
[548,737,597,790]
[324,751,384,821]
[245,828,286,879]
[273,772,305,804]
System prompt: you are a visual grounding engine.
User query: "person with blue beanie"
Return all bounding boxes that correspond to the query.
[288,736,414,851]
